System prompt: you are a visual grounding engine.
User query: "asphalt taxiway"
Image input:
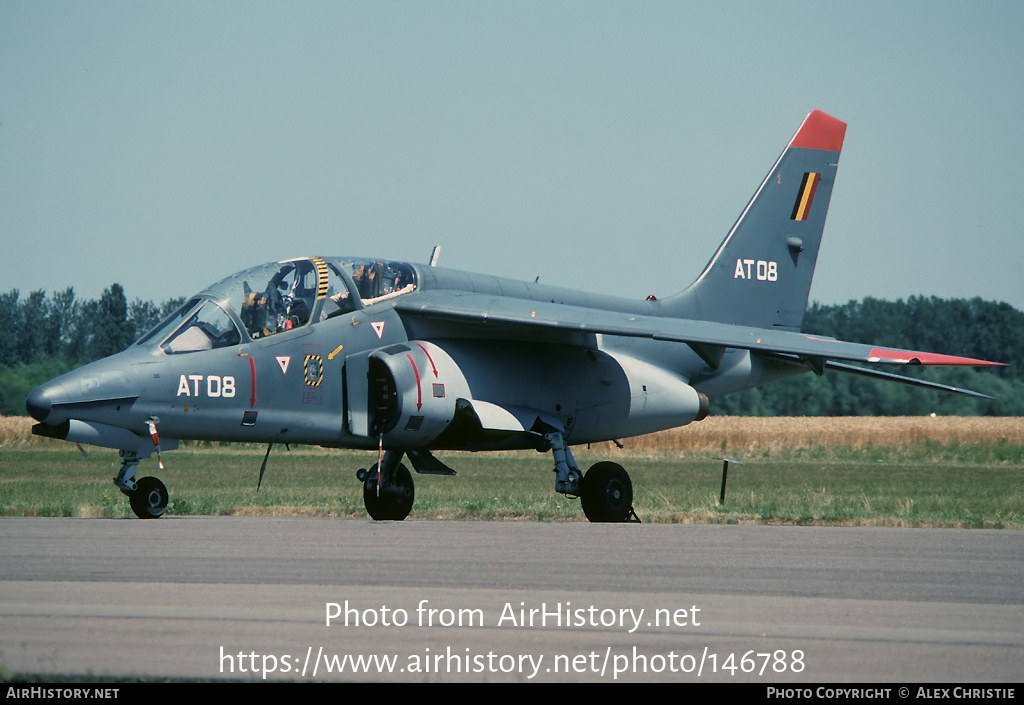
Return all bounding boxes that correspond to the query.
[1,517,1021,682]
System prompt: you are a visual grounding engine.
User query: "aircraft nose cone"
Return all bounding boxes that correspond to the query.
[25,384,53,422]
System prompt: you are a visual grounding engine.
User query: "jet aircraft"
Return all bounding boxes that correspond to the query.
[26,110,1003,522]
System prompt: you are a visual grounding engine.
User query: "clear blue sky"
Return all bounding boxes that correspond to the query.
[3,1,1023,312]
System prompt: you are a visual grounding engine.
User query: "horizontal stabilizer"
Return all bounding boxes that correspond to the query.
[826,361,995,399]
[770,356,996,399]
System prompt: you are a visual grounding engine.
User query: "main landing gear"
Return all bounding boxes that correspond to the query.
[354,435,639,523]
[579,461,635,523]
[114,450,169,519]
[546,431,639,523]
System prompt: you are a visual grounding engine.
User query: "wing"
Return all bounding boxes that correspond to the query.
[394,290,1004,398]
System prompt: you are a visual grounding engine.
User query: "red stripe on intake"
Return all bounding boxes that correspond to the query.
[406,354,422,410]
[249,356,257,407]
[415,342,439,377]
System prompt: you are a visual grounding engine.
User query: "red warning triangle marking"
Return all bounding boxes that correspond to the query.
[276,356,290,374]
[371,321,385,339]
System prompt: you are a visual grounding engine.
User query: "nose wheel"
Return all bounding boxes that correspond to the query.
[129,476,169,519]
[360,461,415,521]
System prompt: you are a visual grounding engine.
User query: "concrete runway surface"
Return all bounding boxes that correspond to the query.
[1,517,1021,683]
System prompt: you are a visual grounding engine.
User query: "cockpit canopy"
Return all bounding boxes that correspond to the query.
[137,257,417,354]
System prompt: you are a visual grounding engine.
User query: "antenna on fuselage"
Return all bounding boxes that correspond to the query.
[257,443,272,491]
[429,245,441,267]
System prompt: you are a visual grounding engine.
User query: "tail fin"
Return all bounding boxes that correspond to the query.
[663,109,847,331]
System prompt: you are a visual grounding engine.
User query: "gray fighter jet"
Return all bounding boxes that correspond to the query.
[26,110,1003,522]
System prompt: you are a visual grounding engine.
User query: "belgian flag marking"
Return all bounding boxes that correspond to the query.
[791,172,821,221]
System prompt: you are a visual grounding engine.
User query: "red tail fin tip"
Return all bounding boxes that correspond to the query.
[789,109,847,152]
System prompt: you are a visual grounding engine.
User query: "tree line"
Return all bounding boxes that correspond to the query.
[714,297,1024,417]
[0,285,1021,417]
[0,285,184,416]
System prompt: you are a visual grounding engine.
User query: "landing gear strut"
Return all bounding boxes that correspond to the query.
[545,430,638,523]
[114,450,168,519]
[359,450,415,521]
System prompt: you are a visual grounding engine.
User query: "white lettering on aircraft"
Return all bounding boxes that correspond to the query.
[734,259,777,281]
[176,375,236,398]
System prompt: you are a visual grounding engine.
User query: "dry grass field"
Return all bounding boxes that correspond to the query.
[3,414,1023,455]
[610,415,1024,456]
[1,416,55,447]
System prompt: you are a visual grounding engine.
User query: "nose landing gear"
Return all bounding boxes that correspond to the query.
[358,451,415,521]
[114,450,169,519]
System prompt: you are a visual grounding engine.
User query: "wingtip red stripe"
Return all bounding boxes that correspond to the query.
[869,348,1007,366]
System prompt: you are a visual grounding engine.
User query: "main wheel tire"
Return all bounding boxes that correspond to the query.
[129,476,168,519]
[580,462,633,523]
[363,463,415,521]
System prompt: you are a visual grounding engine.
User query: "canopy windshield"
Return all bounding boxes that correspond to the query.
[136,257,418,353]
